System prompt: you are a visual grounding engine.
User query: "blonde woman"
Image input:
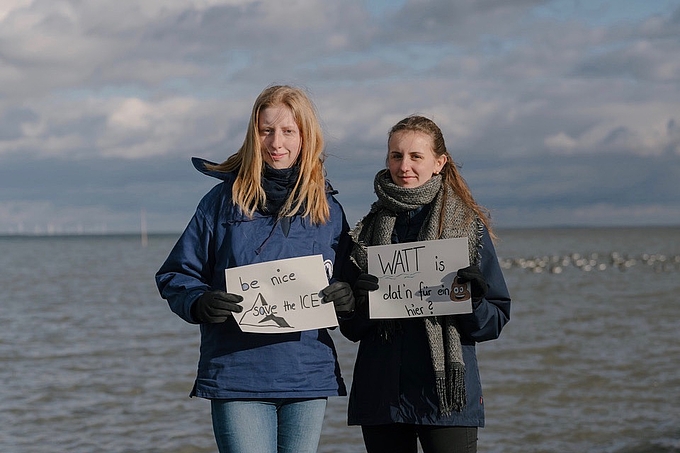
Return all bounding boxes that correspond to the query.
[156,85,354,453]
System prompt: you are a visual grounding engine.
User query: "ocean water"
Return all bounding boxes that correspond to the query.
[1,227,678,453]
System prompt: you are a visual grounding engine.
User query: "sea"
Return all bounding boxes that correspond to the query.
[1,227,679,453]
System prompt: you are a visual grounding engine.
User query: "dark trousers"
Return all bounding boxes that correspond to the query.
[361,423,478,453]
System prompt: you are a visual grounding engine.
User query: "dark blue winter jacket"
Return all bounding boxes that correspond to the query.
[340,209,511,427]
[156,158,351,399]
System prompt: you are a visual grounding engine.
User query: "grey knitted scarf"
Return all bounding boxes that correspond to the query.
[350,169,482,416]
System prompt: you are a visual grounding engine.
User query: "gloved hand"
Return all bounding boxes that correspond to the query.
[320,282,355,317]
[192,290,243,323]
[320,273,380,317]
[456,265,488,308]
[353,273,379,307]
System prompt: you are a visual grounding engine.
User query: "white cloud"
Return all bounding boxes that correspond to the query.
[100,97,215,159]
[545,132,578,153]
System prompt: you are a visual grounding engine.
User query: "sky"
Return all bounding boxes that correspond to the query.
[1,0,679,234]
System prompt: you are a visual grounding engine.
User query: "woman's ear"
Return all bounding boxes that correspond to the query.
[434,154,447,175]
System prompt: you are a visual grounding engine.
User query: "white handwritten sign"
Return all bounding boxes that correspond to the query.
[225,255,338,333]
[367,238,472,319]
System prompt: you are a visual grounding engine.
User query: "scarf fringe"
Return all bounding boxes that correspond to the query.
[436,362,467,416]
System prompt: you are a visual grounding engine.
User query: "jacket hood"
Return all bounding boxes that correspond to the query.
[190,156,338,195]
[192,157,230,180]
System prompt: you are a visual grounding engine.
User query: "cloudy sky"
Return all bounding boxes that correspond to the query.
[1,0,679,234]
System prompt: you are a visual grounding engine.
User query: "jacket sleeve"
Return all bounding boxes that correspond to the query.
[457,227,511,342]
[155,198,215,324]
[338,297,378,342]
[337,257,380,342]
[329,197,353,284]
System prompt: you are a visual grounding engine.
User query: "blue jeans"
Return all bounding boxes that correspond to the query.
[211,398,328,453]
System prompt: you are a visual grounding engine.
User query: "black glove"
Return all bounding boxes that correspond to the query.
[456,265,488,308]
[353,273,379,307]
[192,290,243,323]
[321,274,380,318]
[320,282,355,317]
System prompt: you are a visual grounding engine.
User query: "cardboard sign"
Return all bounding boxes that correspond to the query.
[367,237,472,319]
[225,255,338,333]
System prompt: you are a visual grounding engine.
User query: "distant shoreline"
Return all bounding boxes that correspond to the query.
[1,224,678,239]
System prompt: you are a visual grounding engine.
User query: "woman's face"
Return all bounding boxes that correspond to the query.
[387,130,446,188]
[258,105,301,169]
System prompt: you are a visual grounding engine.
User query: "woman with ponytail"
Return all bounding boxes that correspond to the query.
[340,115,511,453]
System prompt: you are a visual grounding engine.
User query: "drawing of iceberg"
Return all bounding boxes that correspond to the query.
[239,292,293,329]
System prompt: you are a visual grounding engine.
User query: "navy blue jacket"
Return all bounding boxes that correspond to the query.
[340,210,511,427]
[156,158,351,399]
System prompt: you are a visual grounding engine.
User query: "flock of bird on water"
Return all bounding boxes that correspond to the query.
[498,252,680,274]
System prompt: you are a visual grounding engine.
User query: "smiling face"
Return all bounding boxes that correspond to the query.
[387,130,447,188]
[258,105,301,169]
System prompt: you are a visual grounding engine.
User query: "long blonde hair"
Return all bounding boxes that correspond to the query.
[388,115,495,238]
[206,85,330,224]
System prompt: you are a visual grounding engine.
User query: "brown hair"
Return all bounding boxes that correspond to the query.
[206,85,329,223]
[388,115,495,238]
